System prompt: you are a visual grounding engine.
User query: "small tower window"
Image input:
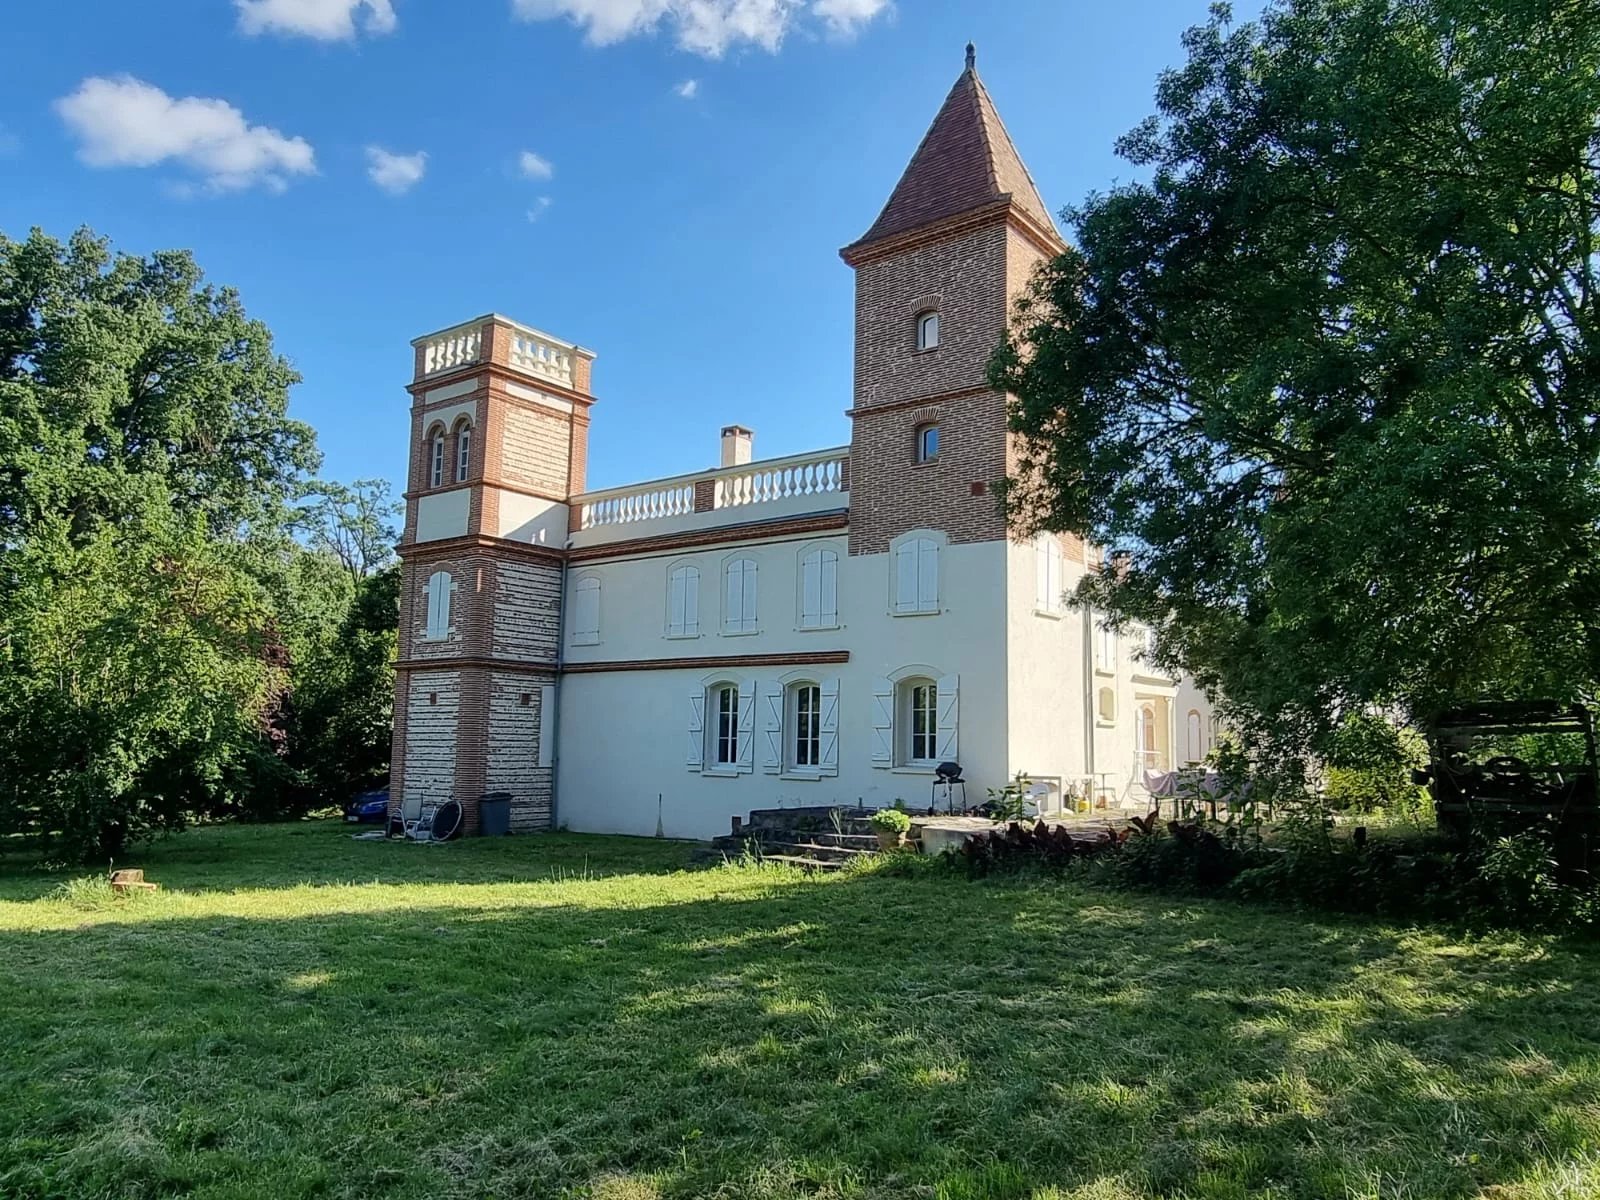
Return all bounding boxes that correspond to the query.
[916,310,940,351]
[454,422,471,483]
[429,429,446,488]
[915,423,940,464]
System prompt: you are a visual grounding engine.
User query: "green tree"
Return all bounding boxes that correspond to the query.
[995,0,1600,754]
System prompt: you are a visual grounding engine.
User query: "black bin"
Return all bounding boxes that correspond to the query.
[478,791,512,837]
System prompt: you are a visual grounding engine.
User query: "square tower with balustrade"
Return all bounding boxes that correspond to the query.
[391,314,596,835]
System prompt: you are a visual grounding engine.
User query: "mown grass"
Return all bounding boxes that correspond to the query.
[2,821,1599,1199]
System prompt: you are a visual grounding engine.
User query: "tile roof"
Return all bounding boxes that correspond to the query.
[849,50,1057,252]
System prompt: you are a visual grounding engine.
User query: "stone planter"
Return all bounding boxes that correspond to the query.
[874,829,906,852]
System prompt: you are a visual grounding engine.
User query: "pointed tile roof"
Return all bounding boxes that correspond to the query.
[846,46,1057,255]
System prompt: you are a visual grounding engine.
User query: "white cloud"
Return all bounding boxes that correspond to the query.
[511,0,886,58]
[54,76,315,193]
[366,146,426,193]
[674,78,699,98]
[235,0,397,41]
[527,196,553,222]
[518,149,555,180]
[811,0,889,36]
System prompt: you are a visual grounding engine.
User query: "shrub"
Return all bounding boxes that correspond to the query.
[867,808,912,835]
[956,820,1126,877]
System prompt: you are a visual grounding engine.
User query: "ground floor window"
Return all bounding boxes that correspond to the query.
[790,683,821,769]
[904,679,938,765]
[712,683,739,766]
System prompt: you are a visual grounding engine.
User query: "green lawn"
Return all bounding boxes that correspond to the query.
[2,823,1598,1199]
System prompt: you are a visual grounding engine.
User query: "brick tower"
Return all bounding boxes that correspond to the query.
[840,45,1065,555]
[390,314,595,834]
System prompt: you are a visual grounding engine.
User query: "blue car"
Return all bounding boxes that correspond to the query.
[344,789,390,824]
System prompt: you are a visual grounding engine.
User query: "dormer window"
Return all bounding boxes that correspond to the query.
[916,310,940,351]
[915,423,940,464]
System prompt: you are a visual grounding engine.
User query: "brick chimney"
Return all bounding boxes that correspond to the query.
[720,425,753,468]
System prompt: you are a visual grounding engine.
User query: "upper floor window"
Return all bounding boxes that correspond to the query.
[428,429,446,488]
[871,670,958,768]
[667,564,700,638]
[722,556,758,634]
[454,422,472,483]
[892,531,942,615]
[570,575,601,646]
[1187,709,1204,763]
[916,310,940,351]
[1035,534,1064,614]
[915,423,940,464]
[1095,619,1117,672]
[423,570,455,641]
[799,545,838,630]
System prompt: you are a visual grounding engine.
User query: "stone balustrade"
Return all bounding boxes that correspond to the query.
[573,446,849,532]
[420,326,482,376]
[509,331,573,386]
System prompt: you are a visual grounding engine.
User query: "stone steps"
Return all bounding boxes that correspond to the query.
[693,807,924,871]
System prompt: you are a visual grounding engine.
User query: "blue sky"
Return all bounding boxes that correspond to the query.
[0,0,1253,498]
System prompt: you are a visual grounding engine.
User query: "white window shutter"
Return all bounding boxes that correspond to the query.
[761,683,784,774]
[724,561,740,631]
[668,570,685,636]
[1035,538,1049,610]
[821,551,838,625]
[894,542,917,613]
[801,552,821,627]
[917,539,939,612]
[736,682,756,773]
[820,678,840,776]
[684,568,699,634]
[936,672,959,763]
[425,571,452,639]
[742,561,757,630]
[537,685,556,768]
[686,688,705,770]
[871,679,894,766]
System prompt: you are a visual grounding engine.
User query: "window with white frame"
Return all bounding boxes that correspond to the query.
[891,531,941,615]
[667,564,700,637]
[570,574,601,645]
[428,429,446,488]
[1035,534,1064,614]
[916,310,940,351]
[711,683,740,766]
[915,422,940,464]
[1187,709,1203,763]
[798,546,838,629]
[722,556,758,634]
[1095,619,1117,672]
[423,570,455,640]
[790,682,821,769]
[454,421,472,483]
[871,671,959,768]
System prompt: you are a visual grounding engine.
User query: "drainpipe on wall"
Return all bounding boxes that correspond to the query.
[1082,600,1096,802]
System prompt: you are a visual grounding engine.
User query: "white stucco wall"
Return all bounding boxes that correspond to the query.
[555,537,1009,839]
[495,490,567,546]
[415,488,470,543]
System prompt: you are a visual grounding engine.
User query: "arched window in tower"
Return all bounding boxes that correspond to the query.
[916,310,940,351]
[428,428,446,488]
[454,421,472,483]
[915,422,940,464]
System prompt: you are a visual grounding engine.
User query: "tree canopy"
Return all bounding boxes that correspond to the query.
[0,228,397,859]
[995,0,1600,752]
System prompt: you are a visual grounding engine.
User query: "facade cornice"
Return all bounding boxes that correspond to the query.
[567,511,849,564]
[563,650,850,675]
[399,533,566,565]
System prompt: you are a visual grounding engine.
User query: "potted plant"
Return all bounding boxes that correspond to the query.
[867,807,913,851]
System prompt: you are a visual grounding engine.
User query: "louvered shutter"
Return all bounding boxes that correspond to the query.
[820,551,838,625]
[684,568,699,634]
[801,551,822,627]
[537,685,556,768]
[894,542,918,613]
[871,679,894,766]
[685,688,705,770]
[1036,538,1049,610]
[917,539,939,612]
[762,683,784,774]
[936,673,959,762]
[736,682,755,773]
[819,678,840,776]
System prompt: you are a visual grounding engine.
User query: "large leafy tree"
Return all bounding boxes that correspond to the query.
[995,0,1600,751]
[0,228,395,858]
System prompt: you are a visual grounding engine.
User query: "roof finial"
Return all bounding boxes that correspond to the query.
[965,42,976,71]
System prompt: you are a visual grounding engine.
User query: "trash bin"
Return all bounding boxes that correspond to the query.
[478,791,512,837]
